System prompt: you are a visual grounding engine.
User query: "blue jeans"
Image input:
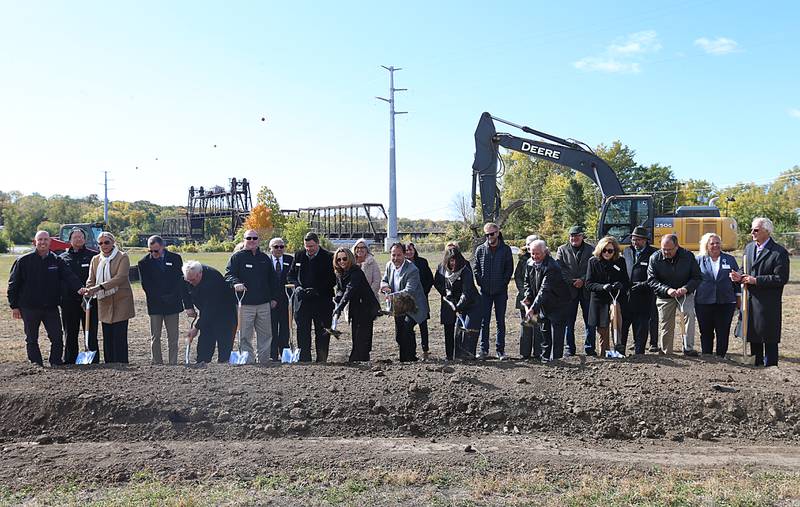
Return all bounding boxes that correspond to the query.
[479,292,508,354]
[565,294,596,354]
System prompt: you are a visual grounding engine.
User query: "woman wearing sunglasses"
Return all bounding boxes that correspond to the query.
[585,236,629,358]
[333,247,379,361]
[83,232,135,363]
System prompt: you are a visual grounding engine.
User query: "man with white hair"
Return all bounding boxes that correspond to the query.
[8,231,83,366]
[522,239,571,362]
[514,234,539,359]
[730,217,790,366]
[183,261,238,363]
[268,237,293,361]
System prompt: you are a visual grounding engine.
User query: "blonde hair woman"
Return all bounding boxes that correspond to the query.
[352,238,382,300]
[585,236,629,358]
[85,232,135,363]
[695,232,740,357]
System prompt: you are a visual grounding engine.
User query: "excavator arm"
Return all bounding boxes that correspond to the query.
[472,112,624,223]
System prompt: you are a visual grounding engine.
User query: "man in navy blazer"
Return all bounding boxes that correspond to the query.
[730,217,790,366]
[695,232,740,357]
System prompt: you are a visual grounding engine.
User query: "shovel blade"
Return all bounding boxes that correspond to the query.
[229,351,250,365]
[76,351,96,365]
[281,347,301,363]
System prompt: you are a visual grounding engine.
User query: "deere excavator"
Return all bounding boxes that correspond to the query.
[471,112,737,250]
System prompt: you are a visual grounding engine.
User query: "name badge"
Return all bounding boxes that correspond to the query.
[81,263,90,268]
[639,261,648,266]
[295,263,302,267]
[166,262,173,266]
[613,264,621,271]
[245,264,253,268]
[48,266,58,270]
[721,264,730,270]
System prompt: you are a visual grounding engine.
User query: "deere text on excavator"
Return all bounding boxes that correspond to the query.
[471,112,737,250]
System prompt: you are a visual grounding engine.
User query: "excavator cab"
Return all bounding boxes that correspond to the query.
[597,195,654,245]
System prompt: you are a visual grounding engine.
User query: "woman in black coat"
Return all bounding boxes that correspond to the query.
[433,247,482,360]
[405,242,434,357]
[333,248,378,362]
[585,236,630,358]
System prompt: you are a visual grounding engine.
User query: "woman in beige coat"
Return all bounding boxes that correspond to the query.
[84,232,135,363]
[352,238,382,300]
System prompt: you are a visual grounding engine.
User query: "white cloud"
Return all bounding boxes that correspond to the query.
[573,30,659,73]
[789,108,800,119]
[694,37,739,55]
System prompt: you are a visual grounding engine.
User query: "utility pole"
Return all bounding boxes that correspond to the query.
[376,65,406,251]
[103,170,109,225]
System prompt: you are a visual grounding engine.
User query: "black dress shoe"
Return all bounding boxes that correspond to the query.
[683,350,699,357]
[649,346,660,353]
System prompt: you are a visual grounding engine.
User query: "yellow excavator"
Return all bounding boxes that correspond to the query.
[472,112,737,250]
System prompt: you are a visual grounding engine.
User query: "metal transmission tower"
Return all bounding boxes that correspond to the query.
[376,65,406,251]
[103,171,110,224]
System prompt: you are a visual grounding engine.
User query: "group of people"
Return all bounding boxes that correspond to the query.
[7,216,790,368]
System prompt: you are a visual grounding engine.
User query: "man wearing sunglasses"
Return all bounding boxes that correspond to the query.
[647,234,702,356]
[138,235,193,365]
[268,237,293,361]
[729,217,789,367]
[224,230,279,364]
[473,222,514,360]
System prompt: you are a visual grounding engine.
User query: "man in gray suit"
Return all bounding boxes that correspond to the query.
[556,225,596,356]
[381,242,429,362]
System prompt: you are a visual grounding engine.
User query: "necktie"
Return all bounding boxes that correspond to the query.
[275,258,280,272]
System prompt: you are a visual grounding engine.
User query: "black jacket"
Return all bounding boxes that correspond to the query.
[271,253,294,307]
[585,256,630,305]
[335,266,379,322]
[410,256,434,295]
[622,244,656,314]
[138,250,192,315]
[647,247,702,299]
[59,246,97,304]
[522,254,571,321]
[741,239,790,344]
[473,237,514,296]
[8,251,82,309]
[288,248,337,314]
[224,248,279,306]
[188,265,237,330]
[514,252,530,310]
[433,263,480,325]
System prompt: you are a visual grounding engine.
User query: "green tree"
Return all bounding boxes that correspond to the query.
[256,186,285,232]
[282,215,310,253]
[677,179,717,207]
[563,178,586,230]
[3,194,48,243]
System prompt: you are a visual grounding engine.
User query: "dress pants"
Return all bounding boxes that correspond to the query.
[539,316,566,361]
[239,303,273,364]
[21,307,64,366]
[655,295,696,353]
[101,320,129,363]
[695,303,736,357]
[61,298,98,364]
[518,309,543,359]
[394,315,418,362]
[752,342,779,367]
[349,318,373,362]
[197,320,236,363]
[621,311,651,354]
[149,313,180,365]
[270,301,290,361]
[295,300,332,362]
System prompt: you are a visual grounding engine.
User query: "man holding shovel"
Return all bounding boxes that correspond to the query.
[183,261,237,363]
[224,230,279,364]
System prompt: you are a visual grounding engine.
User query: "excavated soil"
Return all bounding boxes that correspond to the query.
[0,283,799,496]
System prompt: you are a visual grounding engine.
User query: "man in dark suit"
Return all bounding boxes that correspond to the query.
[138,235,193,364]
[268,237,293,361]
[523,239,571,362]
[730,217,790,367]
[556,225,595,356]
[183,261,237,363]
[287,232,337,362]
[621,226,657,355]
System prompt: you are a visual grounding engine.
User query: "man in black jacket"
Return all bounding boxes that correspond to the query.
[621,226,657,355]
[288,232,336,362]
[8,231,83,366]
[59,228,99,363]
[268,237,293,361]
[647,234,702,355]
[224,230,279,364]
[523,239,571,362]
[556,225,596,356]
[473,222,514,360]
[184,261,237,363]
[730,217,790,367]
[138,235,193,365]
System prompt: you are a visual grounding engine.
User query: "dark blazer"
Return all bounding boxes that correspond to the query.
[556,240,595,300]
[741,239,790,344]
[288,248,337,315]
[695,253,740,305]
[188,265,237,331]
[585,256,630,327]
[522,254,571,321]
[138,250,192,315]
[433,263,480,326]
[513,252,530,311]
[622,244,656,314]
[335,266,379,322]
[271,253,294,307]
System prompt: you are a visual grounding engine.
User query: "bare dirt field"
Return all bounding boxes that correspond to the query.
[1,260,799,505]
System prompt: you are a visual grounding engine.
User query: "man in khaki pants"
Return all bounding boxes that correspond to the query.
[647,234,702,356]
[224,230,279,363]
[138,235,193,364]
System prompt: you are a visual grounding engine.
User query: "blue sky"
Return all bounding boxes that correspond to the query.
[1,1,797,220]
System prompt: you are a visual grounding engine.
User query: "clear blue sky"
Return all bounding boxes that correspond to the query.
[1,0,797,220]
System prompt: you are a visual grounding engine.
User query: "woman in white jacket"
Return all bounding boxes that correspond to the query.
[352,238,382,301]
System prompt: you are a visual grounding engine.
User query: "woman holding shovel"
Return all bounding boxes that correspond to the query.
[585,236,629,358]
[433,247,481,360]
[333,248,379,362]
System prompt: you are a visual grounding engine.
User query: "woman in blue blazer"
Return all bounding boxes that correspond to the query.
[695,233,741,357]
